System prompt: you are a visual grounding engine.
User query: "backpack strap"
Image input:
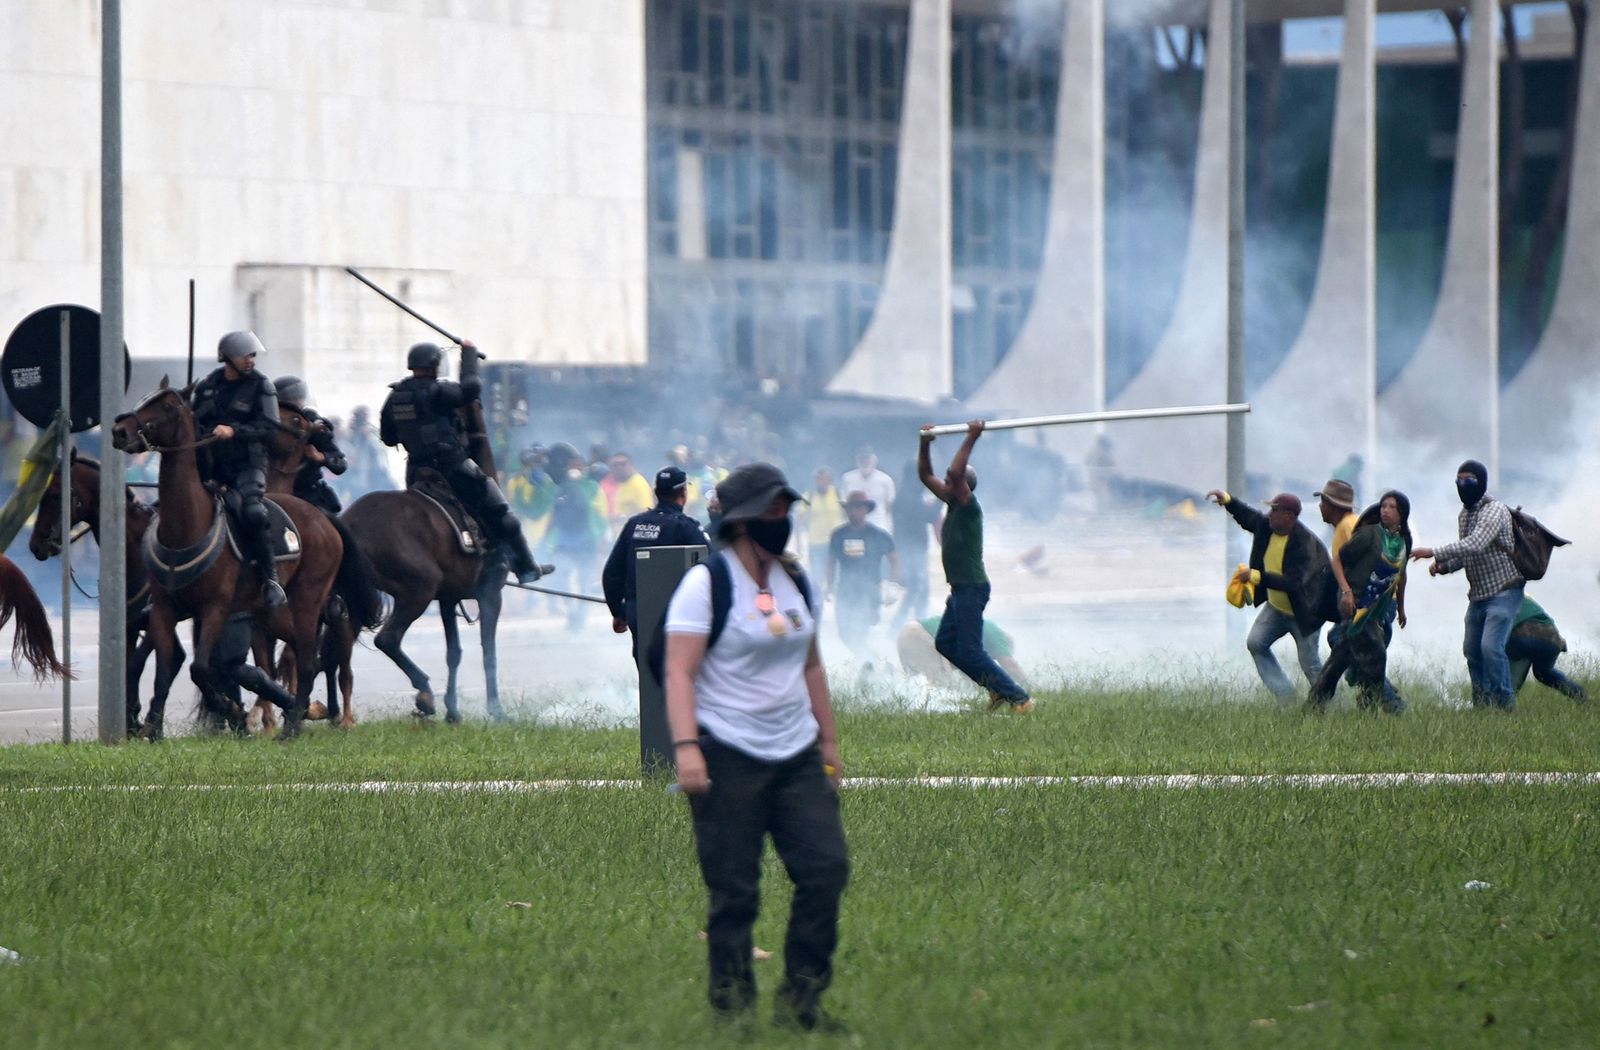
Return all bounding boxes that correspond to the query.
[704,552,815,653]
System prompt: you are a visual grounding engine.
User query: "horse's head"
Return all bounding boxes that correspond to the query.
[28,452,98,560]
[112,378,192,455]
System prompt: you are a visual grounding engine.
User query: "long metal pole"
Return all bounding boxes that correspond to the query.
[99,0,127,744]
[186,277,195,388]
[1224,0,1248,644]
[59,311,72,746]
[503,580,608,605]
[923,403,1250,437]
[343,267,463,344]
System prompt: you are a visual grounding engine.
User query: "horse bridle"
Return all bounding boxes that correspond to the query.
[115,388,224,455]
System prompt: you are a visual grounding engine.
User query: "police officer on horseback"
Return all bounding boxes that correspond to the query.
[273,375,347,516]
[378,339,542,584]
[192,330,287,608]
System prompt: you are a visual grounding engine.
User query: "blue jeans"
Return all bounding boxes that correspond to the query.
[1246,604,1323,704]
[1465,585,1524,709]
[935,583,1028,703]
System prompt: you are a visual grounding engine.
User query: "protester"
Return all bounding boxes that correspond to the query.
[1506,596,1587,703]
[888,460,940,631]
[1307,491,1411,714]
[601,466,710,651]
[1206,489,1332,705]
[826,491,899,664]
[1410,460,1525,710]
[798,466,843,574]
[918,420,1033,712]
[545,456,608,630]
[664,463,849,1032]
[1316,478,1359,556]
[602,452,653,524]
[506,446,556,550]
[840,445,894,532]
[897,614,1027,691]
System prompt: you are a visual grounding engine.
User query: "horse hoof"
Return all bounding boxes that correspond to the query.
[306,702,328,721]
[445,711,462,725]
[337,716,355,729]
[414,692,436,717]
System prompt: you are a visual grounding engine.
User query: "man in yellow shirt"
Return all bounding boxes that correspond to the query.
[798,466,844,573]
[603,453,654,525]
[1206,489,1334,705]
[1316,478,1359,558]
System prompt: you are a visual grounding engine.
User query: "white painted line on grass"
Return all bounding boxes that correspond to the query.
[4,771,1599,795]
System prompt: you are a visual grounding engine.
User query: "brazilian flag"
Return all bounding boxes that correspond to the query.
[0,412,66,553]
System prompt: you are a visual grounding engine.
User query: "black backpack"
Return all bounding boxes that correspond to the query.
[1509,506,1570,582]
[645,553,815,686]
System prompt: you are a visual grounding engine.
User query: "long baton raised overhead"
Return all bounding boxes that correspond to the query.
[922,403,1251,437]
[344,266,464,345]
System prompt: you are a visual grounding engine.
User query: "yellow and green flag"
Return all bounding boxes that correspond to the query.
[0,412,65,554]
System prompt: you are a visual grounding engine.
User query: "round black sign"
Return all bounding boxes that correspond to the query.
[1,304,132,433]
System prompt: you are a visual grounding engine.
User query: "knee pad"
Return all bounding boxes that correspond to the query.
[243,499,270,529]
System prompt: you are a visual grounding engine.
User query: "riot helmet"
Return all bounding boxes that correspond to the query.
[273,375,309,409]
[218,330,266,365]
[407,342,444,370]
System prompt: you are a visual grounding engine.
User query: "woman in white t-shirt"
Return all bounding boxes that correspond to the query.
[664,462,849,1033]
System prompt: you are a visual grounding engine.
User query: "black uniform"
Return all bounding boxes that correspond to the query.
[378,356,539,579]
[293,411,347,515]
[192,365,282,589]
[602,500,711,633]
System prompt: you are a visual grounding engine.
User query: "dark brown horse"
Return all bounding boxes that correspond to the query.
[0,555,71,682]
[339,390,527,722]
[109,380,344,739]
[28,452,180,732]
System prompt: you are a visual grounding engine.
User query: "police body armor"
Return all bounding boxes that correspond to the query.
[191,363,285,604]
[381,376,470,471]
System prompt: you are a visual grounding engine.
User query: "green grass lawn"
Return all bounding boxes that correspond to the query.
[1,686,1597,1048]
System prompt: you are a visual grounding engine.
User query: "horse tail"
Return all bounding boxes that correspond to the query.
[328,515,385,630]
[0,555,72,681]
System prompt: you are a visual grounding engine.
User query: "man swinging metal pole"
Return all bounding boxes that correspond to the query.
[344,267,463,345]
[923,402,1250,437]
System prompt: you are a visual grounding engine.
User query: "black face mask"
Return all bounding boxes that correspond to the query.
[744,518,791,556]
[1456,476,1485,508]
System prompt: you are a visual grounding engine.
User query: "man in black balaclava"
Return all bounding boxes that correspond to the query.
[1411,459,1526,710]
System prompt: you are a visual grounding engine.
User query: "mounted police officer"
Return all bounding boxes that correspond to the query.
[378,338,542,584]
[192,330,286,608]
[601,466,710,646]
[272,375,347,516]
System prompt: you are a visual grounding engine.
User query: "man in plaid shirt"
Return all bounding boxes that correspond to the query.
[1411,459,1525,709]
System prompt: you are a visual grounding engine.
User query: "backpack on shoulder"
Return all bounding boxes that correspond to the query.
[645,553,815,686]
[1509,506,1570,582]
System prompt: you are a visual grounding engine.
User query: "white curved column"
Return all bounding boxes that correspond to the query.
[1104,0,1229,492]
[1248,0,1374,492]
[1501,8,1600,478]
[827,0,952,403]
[970,0,1104,458]
[1378,0,1499,476]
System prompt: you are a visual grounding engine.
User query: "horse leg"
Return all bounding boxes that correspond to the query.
[375,591,437,717]
[439,601,464,724]
[187,605,234,735]
[141,601,183,742]
[253,634,281,732]
[479,579,506,722]
[281,597,324,741]
[124,618,150,735]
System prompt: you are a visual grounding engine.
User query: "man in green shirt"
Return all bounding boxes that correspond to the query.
[917,420,1033,712]
[1506,595,1586,702]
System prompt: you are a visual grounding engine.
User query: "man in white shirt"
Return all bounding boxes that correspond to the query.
[838,445,894,533]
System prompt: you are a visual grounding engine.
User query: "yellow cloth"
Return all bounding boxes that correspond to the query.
[1263,533,1293,614]
[1226,563,1255,608]
[802,485,844,545]
[1331,512,1359,557]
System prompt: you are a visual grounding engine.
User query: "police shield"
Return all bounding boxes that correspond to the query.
[2,304,132,432]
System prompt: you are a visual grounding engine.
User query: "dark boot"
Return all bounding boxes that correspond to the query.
[243,529,286,608]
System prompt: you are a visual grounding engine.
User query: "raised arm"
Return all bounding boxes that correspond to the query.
[917,427,948,502]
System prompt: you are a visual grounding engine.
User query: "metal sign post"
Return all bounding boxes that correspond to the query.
[99,0,127,744]
[58,311,71,745]
[633,544,709,775]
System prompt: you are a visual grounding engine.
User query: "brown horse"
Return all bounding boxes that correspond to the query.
[109,380,343,739]
[339,391,529,722]
[28,452,180,733]
[0,555,71,682]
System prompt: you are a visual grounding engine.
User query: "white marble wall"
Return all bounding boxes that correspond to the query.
[0,0,646,418]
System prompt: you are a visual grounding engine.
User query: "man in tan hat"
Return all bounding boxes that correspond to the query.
[1206,487,1334,705]
[826,490,899,662]
[1315,478,1359,561]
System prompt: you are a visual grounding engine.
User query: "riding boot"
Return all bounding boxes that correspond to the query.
[500,517,542,583]
[244,528,286,609]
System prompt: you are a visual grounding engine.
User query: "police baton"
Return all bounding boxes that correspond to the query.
[344,266,467,346]
[504,568,609,606]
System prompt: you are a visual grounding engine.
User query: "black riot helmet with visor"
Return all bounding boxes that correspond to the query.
[273,375,309,410]
[217,330,266,366]
[407,342,444,371]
